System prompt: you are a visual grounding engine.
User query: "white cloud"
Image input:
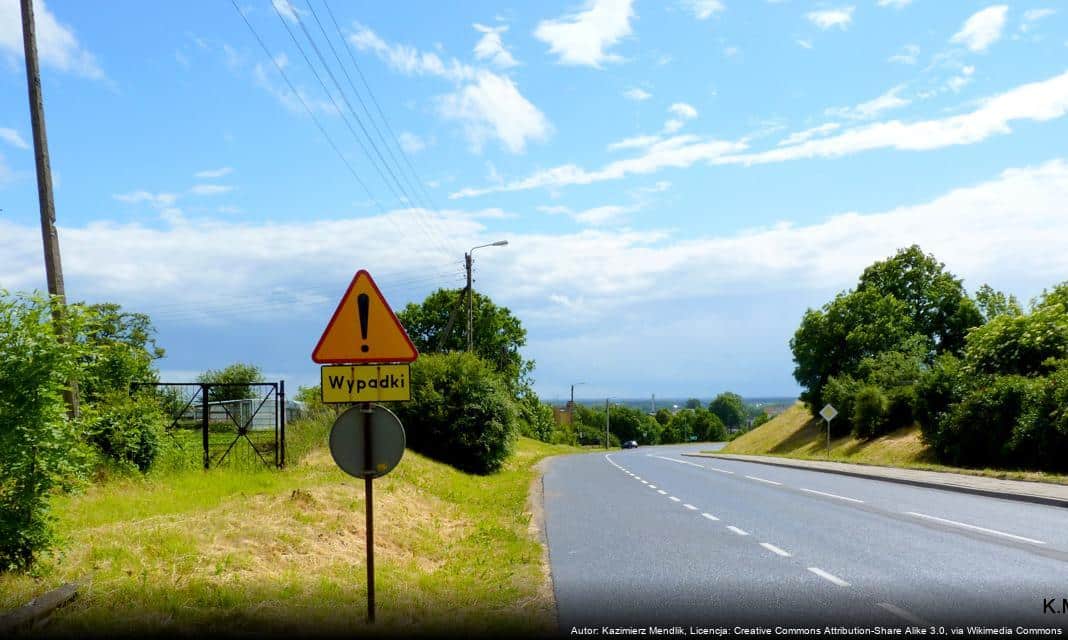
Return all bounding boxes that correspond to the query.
[669,102,699,119]
[951,5,1008,52]
[194,167,233,179]
[877,0,911,8]
[724,70,1068,165]
[113,191,178,207]
[271,0,302,23]
[451,135,746,198]
[0,127,29,150]
[825,85,910,120]
[190,184,234,196]
[351,25,549,154]
[607,135,661,151]
[889,43,920,64]
[0,152,16,187]
[0,0,103,79]
[399,132,426,154]
[1020,8,1056,34]
[252,60,339,117]
[796,39,813,50]
[776,122,841,146]
[623,87,651,101]
[663,119,684,133]
[473,23,518,68]
[452,70,1068,197]
[4,162,1066,341]
[681,0,726,20]
[538,203,634,225]
[946,65,975,92]
[806,7,854,30]
[533,0,635,67]
[437,70,551,153]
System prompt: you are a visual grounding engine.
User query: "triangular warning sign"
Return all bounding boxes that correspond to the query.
[312,270,419,364]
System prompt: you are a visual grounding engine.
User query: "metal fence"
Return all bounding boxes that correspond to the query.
[131,381,287,469]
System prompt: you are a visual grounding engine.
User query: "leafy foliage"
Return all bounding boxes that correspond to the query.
[197,363,264,402]
[0,293,91,570]
[83,391,166,472]
[77,303,164,402]
[393,352,517,474]
[963,291,1068,377]
[851,385,889,439]
[708,392,746,428]
[397,289,532,390]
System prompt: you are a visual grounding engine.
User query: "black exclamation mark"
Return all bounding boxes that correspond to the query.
[357,293,370,353]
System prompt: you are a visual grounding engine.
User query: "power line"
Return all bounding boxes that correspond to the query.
[321,0,456,248]
[271,1,450,256]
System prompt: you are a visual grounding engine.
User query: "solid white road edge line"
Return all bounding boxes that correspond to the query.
[876,603,930,626]
[808,567,850,587]
[904,511,1047,545]
[799,488,865,503]
[759,542,791,557]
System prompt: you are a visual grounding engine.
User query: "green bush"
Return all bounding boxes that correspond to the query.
[1007,359,1068,472]
[936,375,1041,468]
[393,352,517,474]
[83,391,165,473]
[0,293,91,570]
[914,353,965,447]
[516,389,556,443]
[822,374,861,437]
[851,385,889,439]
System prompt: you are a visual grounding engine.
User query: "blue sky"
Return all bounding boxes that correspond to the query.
[2,0,1067,401]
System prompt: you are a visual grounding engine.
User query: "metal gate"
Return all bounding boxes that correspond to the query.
[131,381,286,469]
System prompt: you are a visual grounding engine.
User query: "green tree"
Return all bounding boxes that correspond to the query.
[856,245,982,355]
[974,284,1022,322]
[0,293,92,569]
[694,409,727,441]
[791,287,915,411]
[684,398,702,409]
[197,363,264,402]
[963,285,1068,377]
[397,289,531,390]
[708,392,746,428]
[654,408,673,426]
[77,303,164,401]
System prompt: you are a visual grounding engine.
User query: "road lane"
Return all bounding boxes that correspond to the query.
[544,444,1068,630]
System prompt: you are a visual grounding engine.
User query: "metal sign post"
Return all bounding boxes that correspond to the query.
[819,404,838,458]
[314,270,418,626]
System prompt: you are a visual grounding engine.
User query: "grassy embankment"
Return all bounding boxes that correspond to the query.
[719,403,1068,485]
[0,413,581,635]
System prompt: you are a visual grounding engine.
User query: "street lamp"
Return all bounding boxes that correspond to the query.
[466,241,509,352]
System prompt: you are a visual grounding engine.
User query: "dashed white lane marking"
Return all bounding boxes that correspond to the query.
[904,512,1047,545]
[683,503,698,510]
[701,513,719,521]
[634,477,642,481]
[744,475,782,486]
[657,490,668,495]
[640,480,648,485]
[800,488,864,503]
[876,603,929,626]
[651,455,705,468]
[708,467,734,474]
[669,496,681,502]
[759,542,792,557]
[808,567,850,587]
[727,526,749,536]
[648,485,657,489]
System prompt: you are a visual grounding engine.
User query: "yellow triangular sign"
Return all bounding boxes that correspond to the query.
[312,270,419,364]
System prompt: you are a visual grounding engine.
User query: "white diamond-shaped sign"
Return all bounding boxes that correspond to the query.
[820,404,838,421]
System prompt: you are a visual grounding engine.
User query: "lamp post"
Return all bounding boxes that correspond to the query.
[605,397,612,450]
[466,240,508,352]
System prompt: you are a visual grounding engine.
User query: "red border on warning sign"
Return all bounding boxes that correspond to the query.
[311,269,419,364]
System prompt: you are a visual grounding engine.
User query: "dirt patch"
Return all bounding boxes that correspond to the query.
[526,457,556,628]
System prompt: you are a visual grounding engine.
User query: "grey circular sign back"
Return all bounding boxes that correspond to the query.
[329,404,406,479]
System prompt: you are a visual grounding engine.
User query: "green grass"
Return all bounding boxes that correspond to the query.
[718,403,1068,485]
[0,414,582,635]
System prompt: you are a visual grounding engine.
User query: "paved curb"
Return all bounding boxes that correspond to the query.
[681,453,1068,509]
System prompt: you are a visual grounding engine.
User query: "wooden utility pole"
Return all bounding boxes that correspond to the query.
[21,0,79,418]
[465,251,473,352]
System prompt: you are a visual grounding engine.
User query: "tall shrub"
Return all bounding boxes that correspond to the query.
[0,293,90,570]
[393,352,517,474]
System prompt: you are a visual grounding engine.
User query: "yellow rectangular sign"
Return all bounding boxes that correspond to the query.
[321,364,411,403]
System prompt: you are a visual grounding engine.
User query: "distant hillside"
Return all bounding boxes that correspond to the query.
[721,402,934,467]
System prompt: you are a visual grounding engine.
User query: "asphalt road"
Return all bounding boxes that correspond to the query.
[543,443,1068,630]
